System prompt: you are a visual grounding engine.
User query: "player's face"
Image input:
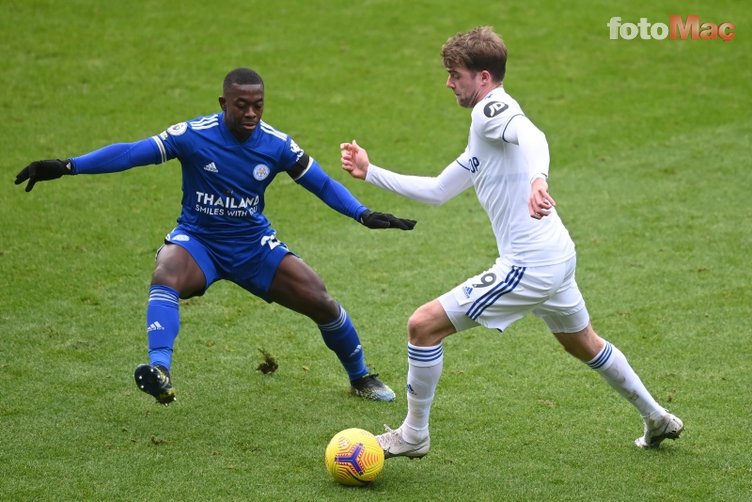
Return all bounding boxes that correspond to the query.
[446,66,484,108]
[220,83,264,141]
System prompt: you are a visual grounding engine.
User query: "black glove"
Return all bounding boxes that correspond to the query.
[15,159,72,192]
[360,209,417,230]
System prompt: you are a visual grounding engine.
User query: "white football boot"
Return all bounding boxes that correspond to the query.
[635,410,684,448]
[376,425,430,459]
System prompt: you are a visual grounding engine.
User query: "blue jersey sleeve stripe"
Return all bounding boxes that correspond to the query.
[259,122,288,141]
[189,114,219,128]
[152,135,167,163]
[190,116,219,130]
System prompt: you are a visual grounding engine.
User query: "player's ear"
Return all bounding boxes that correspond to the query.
[218,96,227,111]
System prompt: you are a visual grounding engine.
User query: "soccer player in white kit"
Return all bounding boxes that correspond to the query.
[340,26,683,457]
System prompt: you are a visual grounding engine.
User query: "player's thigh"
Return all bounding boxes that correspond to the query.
[154,226,220,297]
[532,258,590,334]
[153,243,210,298]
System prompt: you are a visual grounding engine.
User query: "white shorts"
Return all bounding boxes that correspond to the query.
[438,256,590,334]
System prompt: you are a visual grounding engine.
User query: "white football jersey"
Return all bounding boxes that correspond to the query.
[459,87,575,266]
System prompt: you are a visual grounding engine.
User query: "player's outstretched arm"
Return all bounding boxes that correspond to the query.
[15,159,72,192]
[339,141,416,229]
[341,139,472,206]
[295,156,417,231]
[16,139,164,193]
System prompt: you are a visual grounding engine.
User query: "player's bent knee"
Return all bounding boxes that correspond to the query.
[151,264,204,297]
[303,290,339,323]
[407,307,438,346]
[554,325,604,362]
[318,294,340,318]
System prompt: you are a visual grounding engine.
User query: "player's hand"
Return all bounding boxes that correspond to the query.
[528,177,556,219]
[360,210,417,230]
[340,140,370,180]
[15,159,72,192]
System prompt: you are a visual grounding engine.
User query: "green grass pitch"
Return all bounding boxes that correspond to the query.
[1,0,750,500]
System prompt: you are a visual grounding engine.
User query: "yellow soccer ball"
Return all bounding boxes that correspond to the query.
[325,428,384,486]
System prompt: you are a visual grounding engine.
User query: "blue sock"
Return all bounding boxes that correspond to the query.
[146,285,180,370]
[319,305,368,381]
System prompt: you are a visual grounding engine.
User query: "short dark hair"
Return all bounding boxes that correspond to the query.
[223,68,264,92]
[441,26,507,83]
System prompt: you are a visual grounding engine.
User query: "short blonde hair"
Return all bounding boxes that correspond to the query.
[441,26,508,82]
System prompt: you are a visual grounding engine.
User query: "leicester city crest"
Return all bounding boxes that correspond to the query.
[253,164,271,181]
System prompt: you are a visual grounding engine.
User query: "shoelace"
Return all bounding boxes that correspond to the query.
[378,425,402,448]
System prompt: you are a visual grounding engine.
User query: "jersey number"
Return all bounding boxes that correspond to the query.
[261,234,281,250]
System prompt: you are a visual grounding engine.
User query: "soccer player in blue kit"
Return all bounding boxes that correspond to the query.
[15,67,415,405]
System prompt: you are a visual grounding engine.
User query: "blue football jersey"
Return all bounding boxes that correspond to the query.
[151,113,304,242]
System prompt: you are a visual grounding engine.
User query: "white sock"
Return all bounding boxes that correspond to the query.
[587,341,664,418]
[401,342,443,443]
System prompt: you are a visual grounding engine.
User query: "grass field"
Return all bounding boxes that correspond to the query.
[2,0,750,500]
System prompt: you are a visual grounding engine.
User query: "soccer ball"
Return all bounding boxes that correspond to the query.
[325,428,384,486]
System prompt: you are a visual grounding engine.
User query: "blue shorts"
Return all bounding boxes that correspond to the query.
[163,225,292,301]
